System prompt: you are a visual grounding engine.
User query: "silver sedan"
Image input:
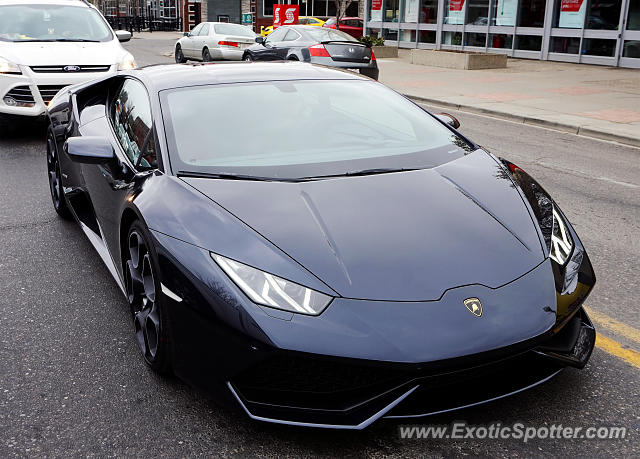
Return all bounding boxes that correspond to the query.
[175,22,257,62]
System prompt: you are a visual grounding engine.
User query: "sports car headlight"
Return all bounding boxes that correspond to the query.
[211,253,332,315]
[117,53,137,70]
[550,207,573,266]
[0,56,21,74]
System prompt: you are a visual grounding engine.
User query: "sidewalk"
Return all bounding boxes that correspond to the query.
[377,55,640,147]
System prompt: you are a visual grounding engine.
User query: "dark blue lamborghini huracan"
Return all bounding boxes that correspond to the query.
[46,62,596,429]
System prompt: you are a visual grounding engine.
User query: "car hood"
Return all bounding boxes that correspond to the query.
[181,150,545,301]
[0,41,126,66]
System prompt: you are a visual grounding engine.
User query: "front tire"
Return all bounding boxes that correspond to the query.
[175,44,187,63]
[125,221,172,374]
[46,129,71,219]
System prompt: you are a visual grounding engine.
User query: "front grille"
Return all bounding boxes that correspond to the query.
[37,85,67,104]
[30,65,111,73]
[4,86,36,105]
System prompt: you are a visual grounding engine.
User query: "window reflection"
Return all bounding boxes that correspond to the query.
[515,34,542,51]
[582,38,616,56]
[492,0,517,26]
[628,0,640,30]
[623,41,640,58]
[489,33,513,49]
[550,36,580,54]
[467,0,489,25]
[420,0,438,24]
[517,0,546,27]
[586,0,622,30]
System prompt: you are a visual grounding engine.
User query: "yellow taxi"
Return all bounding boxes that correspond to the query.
[261,17,325,36]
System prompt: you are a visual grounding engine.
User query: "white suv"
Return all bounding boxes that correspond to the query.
[0,0,136,120]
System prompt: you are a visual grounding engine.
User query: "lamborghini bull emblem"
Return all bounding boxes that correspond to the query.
[463,298,482,317]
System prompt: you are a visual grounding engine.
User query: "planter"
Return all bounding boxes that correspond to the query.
[372,46,398,59]
[409,49,507,70]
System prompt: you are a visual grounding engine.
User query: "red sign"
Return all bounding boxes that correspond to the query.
[561,0,584,12]
[449,0,465,12]
[372,0,382,11]
[273,4,299,28]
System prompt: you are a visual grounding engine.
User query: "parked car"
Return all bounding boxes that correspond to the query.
[175,22,257,62]
[244,25,378,80]
[45,62,596,429]
[322,17,364,39]
[261,17,325,37]
[0,0,134,123]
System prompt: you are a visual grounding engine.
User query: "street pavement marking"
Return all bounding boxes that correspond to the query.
[594,334,640,370]
[583,307,640,370]
[585,307,640,346]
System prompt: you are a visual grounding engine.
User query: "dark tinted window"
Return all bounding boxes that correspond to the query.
[112,79,157,169]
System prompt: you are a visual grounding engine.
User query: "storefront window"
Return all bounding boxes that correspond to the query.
[264,0,275,16]
[550,36,580,53]
[582,38,616,56]
[623,41,640,58]
[386,0,400,21]
[383,28,399,40]
[313,0,328,17]
[419,30,436,43]
[444,0,466,24]
[553,0,586,28]
[465,32,487,46]
[467,0,489,25]
[491,0,517,26]
[489,33,513,48]
[627,0,640,30]
[400,29,417,41]
[442,31,463,44]
[403,0,420,22]
[585,0,622,30]
[517,0,546,27]
[515,34,542,50]
[420,0,438,24]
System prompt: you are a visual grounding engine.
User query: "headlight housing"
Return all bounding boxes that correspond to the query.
[117,53,137,71]
[549,207,573,265]
[0,56,21,74]
[211,253,333,315]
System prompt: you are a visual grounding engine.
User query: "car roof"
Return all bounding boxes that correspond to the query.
[0,0,92,6]
[129,62,367,92]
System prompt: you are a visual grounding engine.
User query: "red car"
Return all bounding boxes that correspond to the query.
[322,17,364,39]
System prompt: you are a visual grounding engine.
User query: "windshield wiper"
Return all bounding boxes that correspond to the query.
[301,167,423,180]
[177,170,301,182]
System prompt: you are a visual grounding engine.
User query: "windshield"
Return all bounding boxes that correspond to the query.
[214,23,256,37]
[305,27,356,42]
[161,80,474,180]
[0,5,113,42]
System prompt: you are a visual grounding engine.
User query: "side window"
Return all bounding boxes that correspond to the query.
[199,23,210,36]
[111,79,157,169]
[190,23,203,36]
[283,30,299,41]
[266,27,287,43]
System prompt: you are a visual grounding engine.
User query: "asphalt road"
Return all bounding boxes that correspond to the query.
[1,37,639,457]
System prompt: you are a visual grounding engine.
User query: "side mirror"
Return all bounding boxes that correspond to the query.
[64,137,115,164]
[184,32,191,37]
[115,30,132,43]
[255,36,265,45]
[436,112,460,129]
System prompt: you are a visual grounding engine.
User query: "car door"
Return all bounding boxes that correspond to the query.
[184,23,203,58]
[81,78,159,260]
[258,27,289,60]
[195,23,210,59]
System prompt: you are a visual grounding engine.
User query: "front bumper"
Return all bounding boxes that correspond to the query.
[0,64,116,117]
[226,308,594,429]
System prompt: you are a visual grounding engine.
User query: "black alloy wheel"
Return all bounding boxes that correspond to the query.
[125,222,171,373]
[46,130,71,219]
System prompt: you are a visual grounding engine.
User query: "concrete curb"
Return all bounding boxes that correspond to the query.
[404,94,640,149]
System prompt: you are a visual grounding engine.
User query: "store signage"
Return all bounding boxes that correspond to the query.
[447,0,465,25]
[371,0,382,22]
[273,4,299,28]
[559,0,586,28]
[404,0,420,22]
[495,0,516,26]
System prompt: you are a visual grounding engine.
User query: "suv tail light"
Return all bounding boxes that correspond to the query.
[309,44,330,57]
[218,41,239,47]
